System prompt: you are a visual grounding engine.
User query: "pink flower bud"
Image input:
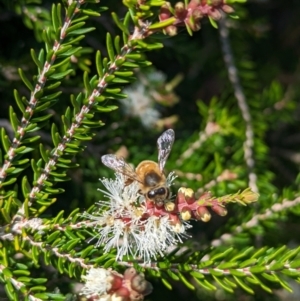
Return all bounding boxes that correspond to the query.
[131,274,153,295]
[222,4,234,14]
[110,274,124,290]
[188,0,200,9]
[241,189,259,203]
[178,187,195,204]
[164,25,178,36]
[184,188,195,203]
[159,3,172,21]
[195,206,211,222]
[175,2,185,13]
[208,9,222,20]
[177,187,187,204]
[124,268,138,281]
[180,207,192,221]
[212,204,227,216]
[164,201,176,212]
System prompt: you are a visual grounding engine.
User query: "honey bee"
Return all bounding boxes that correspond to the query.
[101,129,175,206]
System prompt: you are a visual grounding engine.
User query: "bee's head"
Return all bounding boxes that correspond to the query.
[147,187,170,206]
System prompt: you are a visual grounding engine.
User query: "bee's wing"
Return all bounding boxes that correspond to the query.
[157,129,175,171]
[101,154,142,183]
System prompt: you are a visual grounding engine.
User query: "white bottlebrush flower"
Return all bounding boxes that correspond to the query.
[122,84,160,129]
[135,215,190,262]
[83,173,190,262]
[81,267,153,301]
[146,70,166,84]
[81,268,116,299]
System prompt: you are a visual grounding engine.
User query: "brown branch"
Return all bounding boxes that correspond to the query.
[0,1,83,187]
[218,16,258,194]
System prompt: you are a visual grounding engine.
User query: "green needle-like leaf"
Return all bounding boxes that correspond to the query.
[18,68,34,91]
[106,33,115,62]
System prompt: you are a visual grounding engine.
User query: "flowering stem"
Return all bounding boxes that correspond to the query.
[211,197,300,247]
[0,1,82,187]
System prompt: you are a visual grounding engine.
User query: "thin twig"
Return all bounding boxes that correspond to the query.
[218,16,258,194]
[176,120,220,166]
[211,197,300,247]
[24,235,92,270]
[196,169,237,195]
[118,259,300,275]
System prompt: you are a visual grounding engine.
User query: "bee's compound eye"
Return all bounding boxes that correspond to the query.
[147,190,156,199]
[156,187,166,196]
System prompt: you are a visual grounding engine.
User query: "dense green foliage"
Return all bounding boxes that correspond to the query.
[1,0,300,300]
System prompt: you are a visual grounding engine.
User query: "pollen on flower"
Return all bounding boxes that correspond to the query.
[82,172,190,262]
[82,168,258,263]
